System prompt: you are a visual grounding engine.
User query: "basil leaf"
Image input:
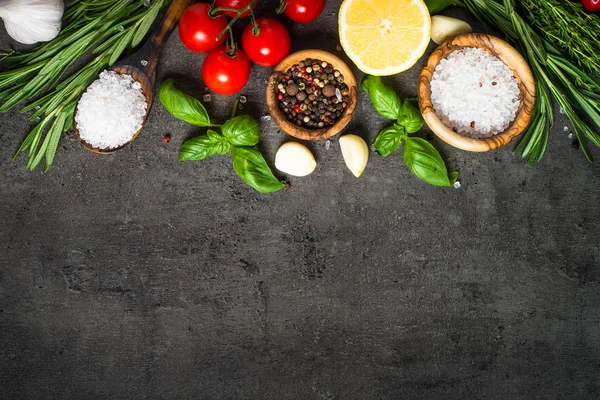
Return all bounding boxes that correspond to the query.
[362,75,402,120]
[222,115,260,147]
[425,0,462,14]
[398,99,424,134]
[374,125,405,157]
[179,135,221,161]
[207,129,230,155]
[402,137,453,187]
[159,79,212,127]
[230,147,285,193]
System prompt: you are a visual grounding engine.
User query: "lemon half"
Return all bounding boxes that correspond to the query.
[339,0,432,76]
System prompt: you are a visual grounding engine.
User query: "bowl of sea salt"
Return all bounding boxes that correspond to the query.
[74,69,149,153]
[418,33,536,152]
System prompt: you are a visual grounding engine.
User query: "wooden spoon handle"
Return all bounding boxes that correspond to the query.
[143,0,195,83]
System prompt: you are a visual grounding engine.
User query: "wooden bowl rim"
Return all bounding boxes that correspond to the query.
[418,33,536,152]
[74,66,153,154]
[266,49,358,141]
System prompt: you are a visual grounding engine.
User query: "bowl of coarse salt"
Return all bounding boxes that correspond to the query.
[418,33,536,152]
[74,67,151,154]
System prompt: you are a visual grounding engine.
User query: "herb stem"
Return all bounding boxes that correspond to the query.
[2,0,169,171]
[215,0,259,40]
[463,0,600,163]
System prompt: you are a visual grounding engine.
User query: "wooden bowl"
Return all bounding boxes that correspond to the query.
[73,0,192,153]
[266,50,358,141]
[74,66,154,154]
[418,33,536,152]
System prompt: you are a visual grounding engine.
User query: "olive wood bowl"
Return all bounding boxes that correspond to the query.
[266,49,358,141]
[418,33,536,152]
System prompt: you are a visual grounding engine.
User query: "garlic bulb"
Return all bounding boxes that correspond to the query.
[0,0,64,45]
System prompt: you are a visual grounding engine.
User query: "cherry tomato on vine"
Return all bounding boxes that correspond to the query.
[202,47,251,95]
[282,0,326,23]
[580,0,600,12]
[214,0,257,19]
[242,18,291,67]
[178,3,228,53]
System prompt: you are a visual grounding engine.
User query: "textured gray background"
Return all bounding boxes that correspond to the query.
[1,1,600,399]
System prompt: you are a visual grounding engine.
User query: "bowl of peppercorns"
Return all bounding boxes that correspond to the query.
[266,49,358,141]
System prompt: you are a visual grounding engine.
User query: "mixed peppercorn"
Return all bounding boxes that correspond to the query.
[277,58,350,129]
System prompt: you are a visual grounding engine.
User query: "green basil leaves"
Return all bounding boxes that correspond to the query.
[231,147,285,193]
[363,75,458,187]
[207,130,231,155]
[398,99,424,134]
[159,80,285,193]
[362,75,402,120]
[374,125,405,157]
[222,115,260,147]
[403,137,457,187]
[159,79,214,127]
[362,76,424,133]
[179,129,231,161]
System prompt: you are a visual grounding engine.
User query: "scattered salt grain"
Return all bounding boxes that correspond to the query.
[453,181,461,189]
[203,93,212,103]
[76,70,147,149]
[335,88,343,102]
[563,126,569,132]
[430,47,520,138]
[568,133,573,139]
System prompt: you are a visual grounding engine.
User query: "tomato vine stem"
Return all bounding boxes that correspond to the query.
[213,0,259,41]
[275,0,287,14]
[225,26,236,55]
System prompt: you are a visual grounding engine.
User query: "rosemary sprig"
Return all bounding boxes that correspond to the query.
[520,0,600,79]
[462,0,600,163]
[0,0,168,172]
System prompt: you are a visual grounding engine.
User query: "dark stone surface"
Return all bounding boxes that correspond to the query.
[1,1,600,399]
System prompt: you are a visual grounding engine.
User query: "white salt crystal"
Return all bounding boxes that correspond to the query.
[430,47,520,138]
[76,70,147,149]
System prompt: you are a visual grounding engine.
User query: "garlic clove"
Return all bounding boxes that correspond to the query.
[275,142,317,177]
[430,15,472,45]
[339,134,369,178]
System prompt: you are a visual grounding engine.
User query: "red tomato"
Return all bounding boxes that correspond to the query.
[241,18,291,67]
[178,3,228,53]
[202,47,251,95]
[283,0,326,23]
[215,0,257,19]
[580,0,600,11]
